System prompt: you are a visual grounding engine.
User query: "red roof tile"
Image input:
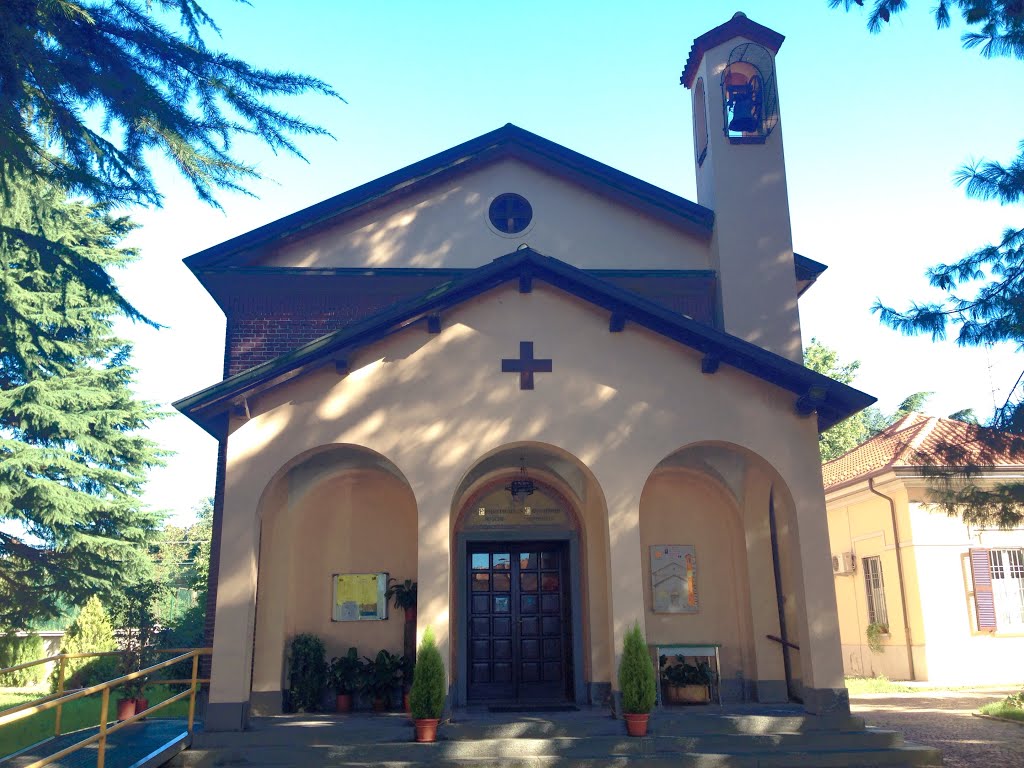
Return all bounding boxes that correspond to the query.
[822,413,1024,492]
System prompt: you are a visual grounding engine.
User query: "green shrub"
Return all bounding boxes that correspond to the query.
[409,629,445,720]
[287,633,327,712]
[618,622,656,714]
[0,634,45,687]
[51,596,118,692]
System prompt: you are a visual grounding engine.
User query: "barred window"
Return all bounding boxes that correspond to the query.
[990,549,1024,630]
[863,556,889,630]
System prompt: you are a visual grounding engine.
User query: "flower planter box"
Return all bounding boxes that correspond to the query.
[665,684,710,705]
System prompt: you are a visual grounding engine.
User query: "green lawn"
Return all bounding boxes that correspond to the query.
[980,692,1024,723]
[0,685,191,758]
[844,676,917,694]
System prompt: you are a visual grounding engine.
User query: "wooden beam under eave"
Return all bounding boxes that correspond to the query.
[519,271,533,293]
[609,313,626,333]
[427,315,442,334]
[701,353,720,374]
[335,359,349,375]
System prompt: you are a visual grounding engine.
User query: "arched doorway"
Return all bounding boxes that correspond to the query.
[449,445,601,707]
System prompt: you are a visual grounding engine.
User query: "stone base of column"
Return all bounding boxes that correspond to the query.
[205,700,250,731]
[802,686,850,715]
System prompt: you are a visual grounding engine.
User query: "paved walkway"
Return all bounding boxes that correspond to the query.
[851,687,1023,768]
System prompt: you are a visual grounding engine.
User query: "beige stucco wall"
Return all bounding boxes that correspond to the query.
[827,477,1024,684]
[251,466,417,701]
[826,483,918,680]
[906,496,1024,684]
[210,281,842,710]
[258,158,710,272]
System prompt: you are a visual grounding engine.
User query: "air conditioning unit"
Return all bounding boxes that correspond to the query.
[832,552,857,576]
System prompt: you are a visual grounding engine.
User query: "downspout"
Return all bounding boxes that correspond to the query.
[867,477,916,681]
[767,487,797,701]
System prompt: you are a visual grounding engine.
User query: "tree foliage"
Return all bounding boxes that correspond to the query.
[0,0,341,209]
[150,497,212,625]
[0,2,337,630]
[832,1,1024,527]
[0,174,163,630]
[53,595,119,689]
[803,339,933,461]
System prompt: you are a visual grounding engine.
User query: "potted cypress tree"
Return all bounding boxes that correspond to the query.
[618,622,657,736]
[409,629,445,743]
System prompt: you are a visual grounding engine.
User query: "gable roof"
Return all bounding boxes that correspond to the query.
[681,13,785,90]
[822,413,1024,492]
[174,247,873,437]
[184,124,715,273]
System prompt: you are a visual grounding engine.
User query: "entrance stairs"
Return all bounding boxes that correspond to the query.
[171,707,942,768]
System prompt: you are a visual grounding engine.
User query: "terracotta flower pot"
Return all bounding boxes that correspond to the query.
[624,712,650,737]
[336,693,353,713]
[372,696,387,713]
[134,698,149,718]
[116,698,137,721]
[403,691,411,714]
[405,606,417,623]
[414,717,440,743]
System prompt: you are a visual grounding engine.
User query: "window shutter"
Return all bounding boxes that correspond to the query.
[970,548,997,632]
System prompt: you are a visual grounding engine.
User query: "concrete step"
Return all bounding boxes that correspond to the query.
[444,714,869,740]
[184,730,905,759]
[171,712,942,768]
[173,744,942,768]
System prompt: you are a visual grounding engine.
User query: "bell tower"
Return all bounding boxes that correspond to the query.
[681,13,802,363]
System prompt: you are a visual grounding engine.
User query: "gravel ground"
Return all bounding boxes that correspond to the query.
[851,687,1023,768]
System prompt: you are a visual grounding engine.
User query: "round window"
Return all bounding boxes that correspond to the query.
[488,193,533,234]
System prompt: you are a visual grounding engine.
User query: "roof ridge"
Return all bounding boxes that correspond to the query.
[893,416,937,465]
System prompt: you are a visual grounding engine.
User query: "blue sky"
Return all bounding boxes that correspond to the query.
[112,1,1024,522]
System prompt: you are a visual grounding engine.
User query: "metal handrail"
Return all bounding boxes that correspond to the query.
[0,646,212,735]
[0,647,211,768]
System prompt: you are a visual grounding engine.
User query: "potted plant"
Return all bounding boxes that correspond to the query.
[287,633,327,712]
[329,647,363,713]
[618,622,656,736]
[399,653,415,713]
[385,579,418,622]
[660,655,713,704]
[409,629,445,743]
[866,622,888,654]
[363,649,402,712]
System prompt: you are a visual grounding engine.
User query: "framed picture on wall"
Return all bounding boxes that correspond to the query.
[331,572,389,621]
[651,545,698,613]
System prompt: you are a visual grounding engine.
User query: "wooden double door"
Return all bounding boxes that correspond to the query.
[466,541,572,703]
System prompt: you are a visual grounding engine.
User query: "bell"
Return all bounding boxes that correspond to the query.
[728,95,760,133]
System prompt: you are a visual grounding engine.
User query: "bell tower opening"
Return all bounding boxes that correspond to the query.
[721,44,778,143]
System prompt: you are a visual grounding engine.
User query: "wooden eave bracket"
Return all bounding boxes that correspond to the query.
[609,312,626,333]
[427,314,442,334]
[701,352,720,374]
[230,397,252,420]
[519,268,533,293]
[795,386,828,417]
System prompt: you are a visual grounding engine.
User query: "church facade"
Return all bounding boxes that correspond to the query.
[176,14,873,731]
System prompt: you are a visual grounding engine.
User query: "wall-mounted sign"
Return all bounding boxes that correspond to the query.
[651,545,698,613]
[464,505,569,529]
[332,572,388,621]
